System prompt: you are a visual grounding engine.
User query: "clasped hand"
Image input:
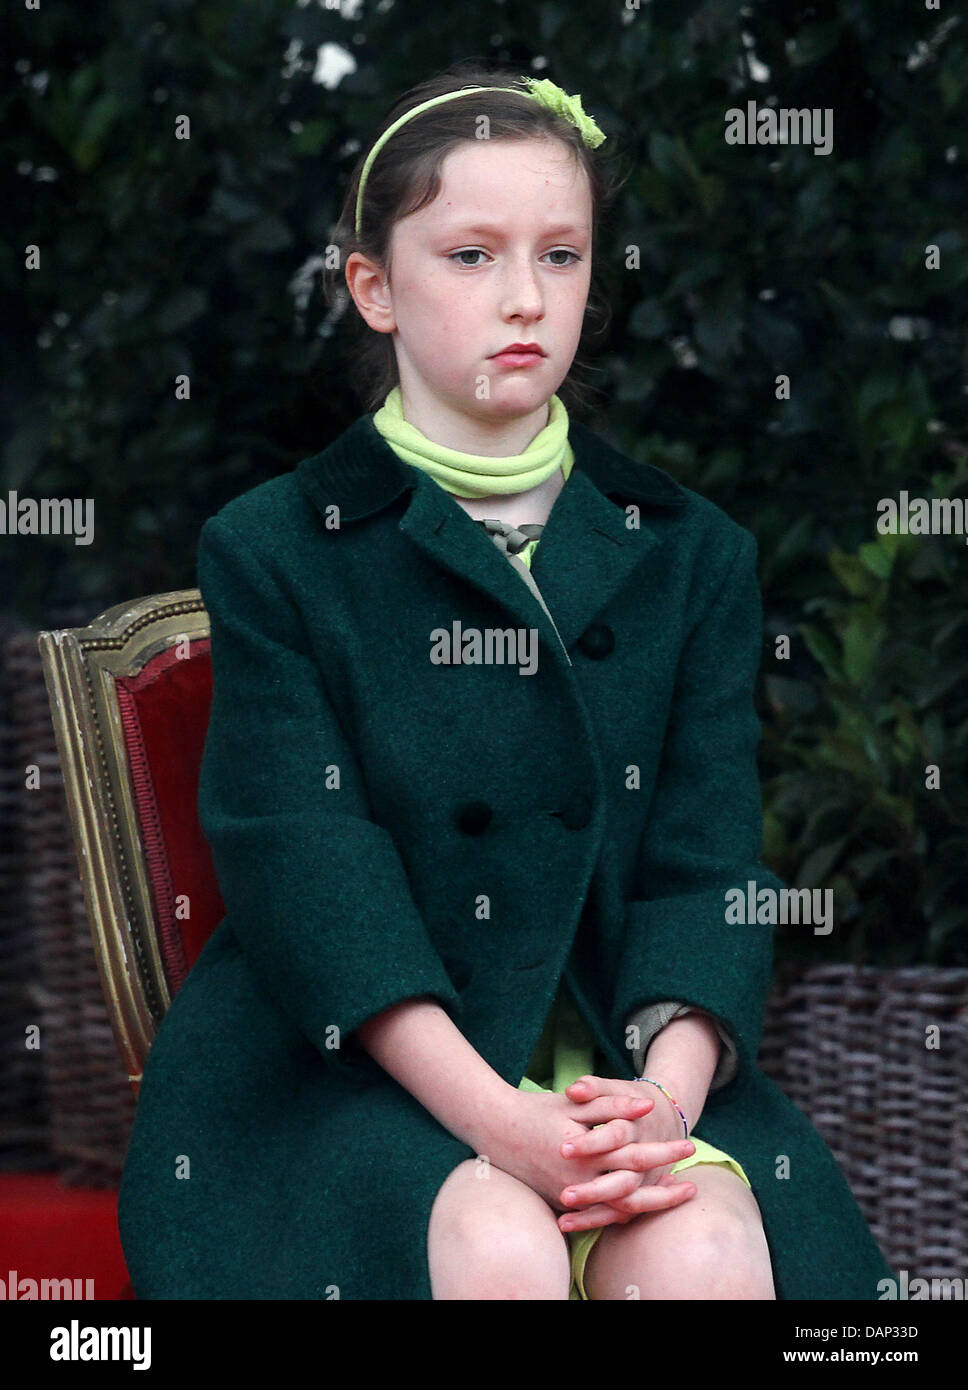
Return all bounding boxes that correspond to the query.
[489,1076,699,1234]
[553,1074,698,1232]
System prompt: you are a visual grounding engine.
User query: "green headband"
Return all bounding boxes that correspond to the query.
[353,77,606,238]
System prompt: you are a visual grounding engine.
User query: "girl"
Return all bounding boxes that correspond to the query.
[117,62,896,1301]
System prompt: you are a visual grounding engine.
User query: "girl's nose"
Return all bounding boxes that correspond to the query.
[499,258,544,316]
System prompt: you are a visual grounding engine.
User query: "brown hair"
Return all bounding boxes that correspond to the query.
[323,60,628,418]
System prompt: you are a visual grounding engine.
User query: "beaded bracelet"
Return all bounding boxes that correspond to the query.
[635,1077,689,1138]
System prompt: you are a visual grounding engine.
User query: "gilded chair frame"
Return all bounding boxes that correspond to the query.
[37,589,209,1094]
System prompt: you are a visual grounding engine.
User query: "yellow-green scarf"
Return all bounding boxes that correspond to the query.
[372,385,574,498]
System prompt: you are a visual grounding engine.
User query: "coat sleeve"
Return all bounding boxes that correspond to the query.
[195,512,463,1076]
[609,526,784,1096]
[625,1001,738,1092]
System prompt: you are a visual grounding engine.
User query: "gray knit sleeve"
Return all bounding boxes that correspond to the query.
[625,1002,738,1093]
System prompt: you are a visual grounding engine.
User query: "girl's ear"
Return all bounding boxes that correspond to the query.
[345,251,396,335]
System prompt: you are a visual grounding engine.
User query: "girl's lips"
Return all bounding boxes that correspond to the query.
[490,351,545,368]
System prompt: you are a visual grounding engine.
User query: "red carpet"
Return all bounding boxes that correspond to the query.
[0,1173,134,1300]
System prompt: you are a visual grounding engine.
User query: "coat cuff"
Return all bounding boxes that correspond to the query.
[624,1001,739,1092]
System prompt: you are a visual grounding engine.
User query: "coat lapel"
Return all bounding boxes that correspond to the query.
[296,411,689,666]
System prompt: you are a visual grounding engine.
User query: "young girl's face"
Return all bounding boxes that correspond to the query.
[356,135,592,426]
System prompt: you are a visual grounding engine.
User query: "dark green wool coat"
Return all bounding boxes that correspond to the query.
[117,411,896,1300]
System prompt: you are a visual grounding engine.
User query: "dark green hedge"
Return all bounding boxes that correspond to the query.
[4,0,966,963]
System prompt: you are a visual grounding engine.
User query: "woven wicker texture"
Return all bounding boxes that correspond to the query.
[761,961,968,1279]
[6,622,136,1186]
[0,615,53,1172]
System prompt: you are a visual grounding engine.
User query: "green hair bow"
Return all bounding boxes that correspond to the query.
[520,77,607,150]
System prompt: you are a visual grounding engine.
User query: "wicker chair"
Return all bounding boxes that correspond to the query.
[37,590,221,1098]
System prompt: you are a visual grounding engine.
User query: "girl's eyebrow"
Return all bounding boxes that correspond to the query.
[437,220,589,239]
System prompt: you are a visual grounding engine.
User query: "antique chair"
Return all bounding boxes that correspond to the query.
[37,591,221,1101]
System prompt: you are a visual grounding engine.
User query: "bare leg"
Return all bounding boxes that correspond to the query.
[428,1159,572,1299]
[582,1162,776,1300]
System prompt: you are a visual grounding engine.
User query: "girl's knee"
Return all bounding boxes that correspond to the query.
[585,1172,776,1300]
[676,1197,762,1258]
[650,1198,775,1299]
[677,1211,770,1274]
[428,1159,571,1299]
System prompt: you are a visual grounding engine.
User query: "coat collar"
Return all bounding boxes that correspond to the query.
[296,411,689,666]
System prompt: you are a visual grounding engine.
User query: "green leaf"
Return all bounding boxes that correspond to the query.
[816,735,875,779]
[74,92,120,170]
[69,66,99,104]
[291,119,333,157]
[800,622,843,680]
[939,65,965,113]
[840,614,884,683]
[857,540,893,579]
[797,836,849,885]
[829,546,879,598]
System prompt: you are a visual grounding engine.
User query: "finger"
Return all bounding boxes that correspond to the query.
[564,1120,694,1163]
[560,1168,642,1209]
[561,1116,638,1157]
[558,1202,635,1232]
[564,1075,640,1101]
[555,1178,692,1232]
[564,1094,655,1127]
[559,1179,697,1231]
[568,1137,697,1169]
[603,1178,698,1220]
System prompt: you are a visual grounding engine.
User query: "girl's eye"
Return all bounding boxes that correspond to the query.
[448,249,582,268]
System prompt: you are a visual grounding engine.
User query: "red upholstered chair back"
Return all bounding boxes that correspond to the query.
[38,590,222,1093]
